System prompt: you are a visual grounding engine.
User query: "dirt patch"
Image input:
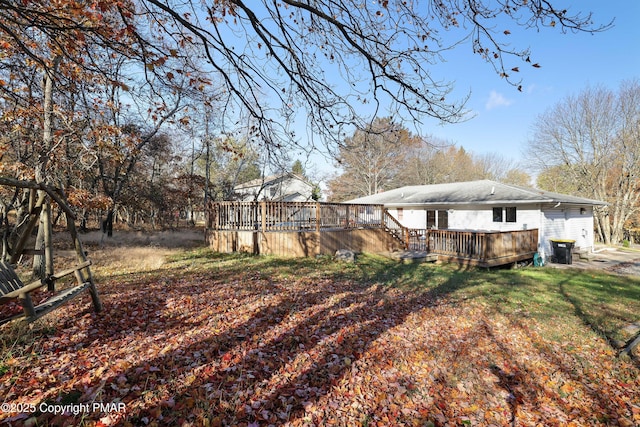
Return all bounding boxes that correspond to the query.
[51,228,207,274]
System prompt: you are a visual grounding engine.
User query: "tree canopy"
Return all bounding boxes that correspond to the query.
[528,80,640,244]
[1,0,609,151]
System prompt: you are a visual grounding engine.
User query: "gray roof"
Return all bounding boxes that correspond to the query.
[346,180,607,206]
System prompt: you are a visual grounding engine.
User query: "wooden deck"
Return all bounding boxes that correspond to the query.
[427,229,538,267]
[207,201,539,267]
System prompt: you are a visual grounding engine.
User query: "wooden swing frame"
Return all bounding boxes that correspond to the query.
[0,177,102,324]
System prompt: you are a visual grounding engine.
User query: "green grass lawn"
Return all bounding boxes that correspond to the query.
[1,249,639,426]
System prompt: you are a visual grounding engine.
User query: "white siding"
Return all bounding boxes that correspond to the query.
[449,206,540,232]
[388,205,541,232]
[566,207,594,250]
[281,177,314,201]
[540,209,566,259]
[539,207,595,258]
[236,176,313,201]
[387,208,426,229]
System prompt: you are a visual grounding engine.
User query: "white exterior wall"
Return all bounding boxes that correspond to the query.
[236,177,313,201]
[448,206,541,232]
[538,206,594,259]
[235,186,258,200]
[539,209,565,258]
[280,177,313,201]
[387,208,426,229]
[566,207,593,249]
[387,205,541,232]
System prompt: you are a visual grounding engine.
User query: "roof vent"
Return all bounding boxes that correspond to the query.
[490,186,495,195]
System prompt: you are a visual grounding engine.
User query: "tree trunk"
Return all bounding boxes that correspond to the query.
[103,209,114,237]
[33,62,59,276]
[80,208,88,232]
[32,202,45,278]
[43,202,54,289]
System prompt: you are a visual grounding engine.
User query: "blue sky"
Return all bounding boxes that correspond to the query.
[301,1,640,180]
[427,1,639,160]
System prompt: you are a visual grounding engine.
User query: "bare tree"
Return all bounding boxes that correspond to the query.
[528,80,640,244]
[327,117,420,200]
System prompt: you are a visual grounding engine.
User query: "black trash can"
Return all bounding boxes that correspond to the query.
[550,239,575,264]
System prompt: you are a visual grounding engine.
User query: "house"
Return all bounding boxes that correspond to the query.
[346,180,607,260]
[234,172,315,202]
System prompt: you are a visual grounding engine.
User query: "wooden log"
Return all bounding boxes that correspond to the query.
[28,188,36,212]
[3,279,47,299]
[0,177,40,190]
[19,292,36,319]
[43,186,75,220]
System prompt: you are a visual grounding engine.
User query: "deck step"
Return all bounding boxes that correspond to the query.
[387,251,438,264]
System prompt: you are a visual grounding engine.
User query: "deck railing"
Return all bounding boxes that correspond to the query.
[383,209,408,247]
[428,229,487,259]
[426,229,538,264]
[208,201,384,232]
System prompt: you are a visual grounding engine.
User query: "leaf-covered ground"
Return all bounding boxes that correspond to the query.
[1,249,639,427]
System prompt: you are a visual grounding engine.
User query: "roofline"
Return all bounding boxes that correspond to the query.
[377,200,607,207]
[235,172,313,189]
[344,180,609,206]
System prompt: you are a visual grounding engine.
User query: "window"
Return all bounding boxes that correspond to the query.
[397,208,404,221]
[426,210,448,229]
[493,207,517,222]
[493,207,503,222]
[437,210,449,229]
[269,186,277,197]
[426,210,436,228]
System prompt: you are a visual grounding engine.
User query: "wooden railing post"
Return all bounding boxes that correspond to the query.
[480,233,487,262]
[345,204,350,228]
[316,202,321,232]
[261,200,266,231]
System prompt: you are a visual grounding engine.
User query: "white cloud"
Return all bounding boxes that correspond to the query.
[485,90,513,110]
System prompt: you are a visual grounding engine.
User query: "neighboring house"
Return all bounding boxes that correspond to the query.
[347,180,607,259]
[234,173,315,202]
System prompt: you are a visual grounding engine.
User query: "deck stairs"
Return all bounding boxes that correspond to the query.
[383,209,409,249]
